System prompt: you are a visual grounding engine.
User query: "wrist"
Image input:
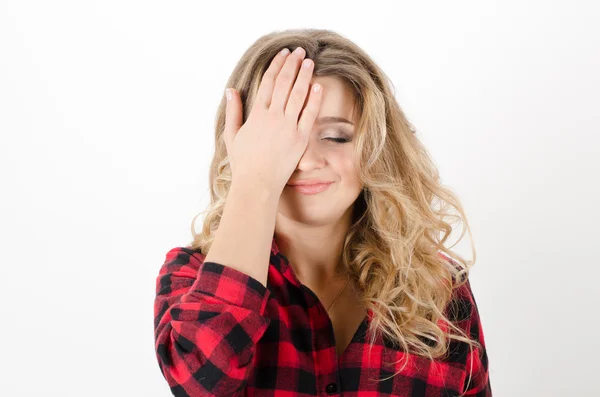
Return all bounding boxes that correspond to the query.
[229,178,281,206]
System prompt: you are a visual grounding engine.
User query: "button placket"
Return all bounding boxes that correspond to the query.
[325,382,338,395]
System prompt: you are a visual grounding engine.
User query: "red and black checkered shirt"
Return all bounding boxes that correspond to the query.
[154,237,492,396]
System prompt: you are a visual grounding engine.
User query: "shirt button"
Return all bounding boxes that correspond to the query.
[325,382,338,394]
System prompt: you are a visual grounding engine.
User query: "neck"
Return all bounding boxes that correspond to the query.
[274,219,350,289]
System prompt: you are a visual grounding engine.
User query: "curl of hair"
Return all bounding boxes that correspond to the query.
[188,29,481,396]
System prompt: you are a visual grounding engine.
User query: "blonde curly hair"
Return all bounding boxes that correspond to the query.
[187,28,481,393]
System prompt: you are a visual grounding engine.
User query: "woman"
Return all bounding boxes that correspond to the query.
[154,29,491,397]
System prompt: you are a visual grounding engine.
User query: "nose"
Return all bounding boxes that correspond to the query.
[295,137,326,171]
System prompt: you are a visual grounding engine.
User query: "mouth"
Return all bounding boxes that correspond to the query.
[286,182,333,195]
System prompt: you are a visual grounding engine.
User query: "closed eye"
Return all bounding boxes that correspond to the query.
[325,137,350,143]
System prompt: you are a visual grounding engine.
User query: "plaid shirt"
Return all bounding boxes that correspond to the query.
[154,237,492,396]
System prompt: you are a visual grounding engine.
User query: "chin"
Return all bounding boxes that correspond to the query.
[278,203,349,226]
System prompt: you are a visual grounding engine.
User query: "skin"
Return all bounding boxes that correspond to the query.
[274,75,364,292]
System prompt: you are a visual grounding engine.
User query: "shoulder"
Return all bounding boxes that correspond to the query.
[435,252,481,326]
[160,246,206,271]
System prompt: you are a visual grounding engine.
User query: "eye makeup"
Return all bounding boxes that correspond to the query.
[321,128,352,143]
[325,137,350,143]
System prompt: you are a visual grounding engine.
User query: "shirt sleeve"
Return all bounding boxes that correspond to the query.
[153,246,272,397]
[461,279,492,396]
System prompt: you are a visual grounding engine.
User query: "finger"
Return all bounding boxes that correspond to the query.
[284,57,314,122]
[223,88,241,157]
[297,83,323,140]
[270,46,305,113]
[253,48,291,110]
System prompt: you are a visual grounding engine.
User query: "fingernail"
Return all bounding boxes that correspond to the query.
[225,88,232,101]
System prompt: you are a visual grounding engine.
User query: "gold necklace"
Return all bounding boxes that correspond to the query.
[326,276,350,313]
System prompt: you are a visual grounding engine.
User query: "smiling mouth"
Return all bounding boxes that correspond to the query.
[287,182,333,195]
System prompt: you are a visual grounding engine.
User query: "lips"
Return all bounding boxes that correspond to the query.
[287,182,333,195]
[287,179,333,186]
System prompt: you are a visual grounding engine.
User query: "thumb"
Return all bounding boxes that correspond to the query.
[223,88,242,154]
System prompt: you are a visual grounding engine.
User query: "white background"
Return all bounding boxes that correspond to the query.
[1,1,598,396]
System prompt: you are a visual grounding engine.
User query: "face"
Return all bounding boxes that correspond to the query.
[277,76,364,226]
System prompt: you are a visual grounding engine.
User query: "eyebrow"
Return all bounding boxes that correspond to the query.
[315,116,354,126]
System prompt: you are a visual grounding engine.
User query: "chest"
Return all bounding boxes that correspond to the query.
[324,287,368,357]
[252,283,469,396]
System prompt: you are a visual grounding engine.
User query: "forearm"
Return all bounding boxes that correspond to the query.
[203,180,280,288]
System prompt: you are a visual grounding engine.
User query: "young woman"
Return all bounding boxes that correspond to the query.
[154,29,491,397]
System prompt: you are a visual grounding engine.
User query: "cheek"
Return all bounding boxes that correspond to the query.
[328,152,360,186]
